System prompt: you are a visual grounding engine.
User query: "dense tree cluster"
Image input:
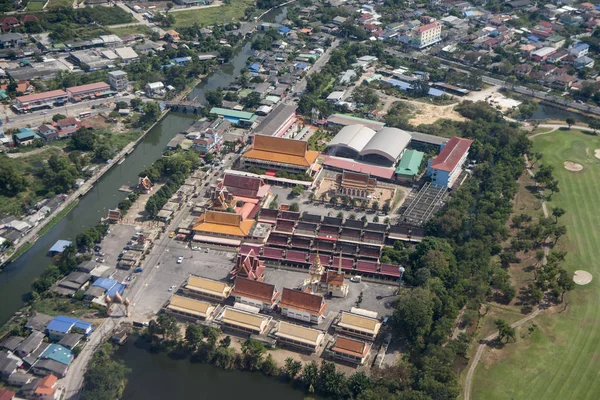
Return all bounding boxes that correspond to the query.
[142,152,201,218]
[80,343,130,400]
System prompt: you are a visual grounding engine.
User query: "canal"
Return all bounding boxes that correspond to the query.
[114,339,308,400]
[0,6,287,325]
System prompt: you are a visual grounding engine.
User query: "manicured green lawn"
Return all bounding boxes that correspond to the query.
[472,129,600,400]
[173,0,253,28]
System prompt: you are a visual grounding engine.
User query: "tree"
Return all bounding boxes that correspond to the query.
[241,339,265,371]
[70,128,96,151]
[261,354,278,376]
[552,207,565,223]
[284,357,302,380]
[371,201,379,211]
[185,324,204,349]
[157,314,179,341]
[547,180,560,200]
[336,211,344,219]
[347,371,372,397]
[588,119,600,134]
[393,287,434,343]
[52,114,67,122]
[557,268,575,302]
[301,361,319,390]
[80,343,130,400]
[289,202,300,212]
[219,336,231,348]
[565,117,576,129]
[495,319,516,343]
[206,89,224,107]
[291,184,304,197]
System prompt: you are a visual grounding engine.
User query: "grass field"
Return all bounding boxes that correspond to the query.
[108,24,153,37]
[26,1,46,11]
[472,129,600,400]
[173,0,253,28]
[46,0,72,8]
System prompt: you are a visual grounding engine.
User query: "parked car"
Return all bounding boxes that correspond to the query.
[168,285,176,292]
[169,231,175,238]
[96,257,105,263]
[177,256,183,264]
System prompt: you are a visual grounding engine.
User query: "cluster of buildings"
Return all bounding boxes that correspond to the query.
[165,251,383,366]
[0,312,93,397]
[12,78,126,114]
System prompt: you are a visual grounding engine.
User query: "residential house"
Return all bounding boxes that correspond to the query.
[45,316,93,341]
[0,351,22,379]
[569,43,589,58]
[13,128,40,146]
[14,331,45,360]
[55,117,79,137]
[0,33,25,48]
[108,70,128,91]
[574,56,594,69]
[37,124,59,141]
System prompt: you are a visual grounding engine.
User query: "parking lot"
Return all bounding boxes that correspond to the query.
[129,240,237,320]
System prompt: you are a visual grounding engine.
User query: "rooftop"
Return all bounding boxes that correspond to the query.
[429,136,473,172]
[16,89,67,104]
[192,210,254,237]
[66,82,110,95]
[40,344,73,366]
[243,135,319,167]
[331,336,370,358]
[395,149,424,176]
[338,311,382,335]
[220,307,270,330]
[186,275,232,297]
[274,321,324,345]
[279,288,326,315]
[167,295,214,318]
[232,277,278,304]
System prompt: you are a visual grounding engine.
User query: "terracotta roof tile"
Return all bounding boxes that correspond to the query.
[429,136,473,172]
[279,288,326,315]
[232,277,278,303]
[331,336,370,357]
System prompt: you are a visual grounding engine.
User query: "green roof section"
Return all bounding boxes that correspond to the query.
[209,107,255,120]
[395,149,424,176]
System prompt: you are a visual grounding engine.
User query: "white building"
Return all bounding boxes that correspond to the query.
[145,82,165,97]
[108,70,128,91]
[413,22,442,49]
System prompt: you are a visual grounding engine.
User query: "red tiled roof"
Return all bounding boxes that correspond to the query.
[416,22,439,33]
[280,288,326,315]
[21,15,40,23]
[17,90,67,104]
[0,389,15,400]
[331,336,370,358]
[66,82,110,95]
[429,136,473,172]
[232,277,277,303]
[223,174,263,198]
[57,117,78,128]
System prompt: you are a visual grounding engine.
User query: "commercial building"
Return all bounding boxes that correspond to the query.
[326,125,412,167]
[13,90,68,113]
[427,136,473,188]
[412,22,442,48]
[253,103,297,137]
[209,107,258,127]
[334,311,381,341]
[66,82,112,102]
[241,135,320,176]
[114,47,138,63]
[329,336,371,365]
[279,288,326,324]
[218,306,272,335]
[395,149,424,180]
[166,295,215,321]
[231,277,279,311]
[182,275,232,302]
[108,70,128,91]
[273,321,325,353]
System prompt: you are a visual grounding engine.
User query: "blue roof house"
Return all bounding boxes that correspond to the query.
[40,344,74,366]
[46,315,93,341]
[14,128,41,146]
[49,240,72,254]
[171,56,192,66]
[278,26,291,35]
[248,63,261,73]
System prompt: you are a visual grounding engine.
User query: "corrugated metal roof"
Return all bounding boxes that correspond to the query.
[430,136,473,172]
[327,124,377,154]
[360,127,411,162]
[395,149,424,176]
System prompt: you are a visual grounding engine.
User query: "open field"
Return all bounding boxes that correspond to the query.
[472,129,600,400]
[46,0,72,8]
[26,1,46,11]
[173,0,253,28]
[108,24,153,37]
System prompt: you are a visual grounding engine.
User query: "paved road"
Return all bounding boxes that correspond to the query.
[60,135,239,399]
[292,39,340,95]
[2,96,133,130]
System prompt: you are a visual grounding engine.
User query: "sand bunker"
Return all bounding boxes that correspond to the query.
[573,270,593,285]
[595,149,600,160]
[564,161,583,172]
